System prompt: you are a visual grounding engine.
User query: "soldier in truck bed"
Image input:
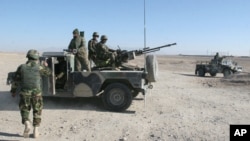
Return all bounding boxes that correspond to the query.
[94,35,118,70]
[68,28,90,71]
[212,52,225,64]
[88,32,99,64]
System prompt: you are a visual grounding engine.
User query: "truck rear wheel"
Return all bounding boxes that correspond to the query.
[198,68,205,77]
[146,55,158,82]
[102,83,132,112]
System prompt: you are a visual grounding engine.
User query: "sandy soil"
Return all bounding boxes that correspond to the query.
[0,53,249,141]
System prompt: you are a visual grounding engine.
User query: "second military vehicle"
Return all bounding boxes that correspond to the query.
[195,55,242,77]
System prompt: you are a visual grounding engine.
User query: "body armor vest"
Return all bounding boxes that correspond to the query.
[20,63,41,89]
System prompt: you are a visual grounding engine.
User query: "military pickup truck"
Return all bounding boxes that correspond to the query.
[7,43,176,111]
[7,50,158,112]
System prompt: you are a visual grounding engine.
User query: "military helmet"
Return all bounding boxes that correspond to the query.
[101,35,108,40]
[93,32,99,37]
[26,49,39,60]
[72,28,79,34]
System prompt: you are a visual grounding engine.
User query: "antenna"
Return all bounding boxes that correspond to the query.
[144,0,146,49]
[143,0,147,109]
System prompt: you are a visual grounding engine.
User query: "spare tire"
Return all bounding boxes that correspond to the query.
[146,55,158,82]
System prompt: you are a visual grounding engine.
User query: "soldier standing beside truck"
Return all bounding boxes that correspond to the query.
[10,49,51,138]
[68,28,90,71]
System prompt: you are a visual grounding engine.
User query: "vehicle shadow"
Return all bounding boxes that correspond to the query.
[0,132,22,138]
[175,73,221,78]
[175,73,197,77]
[43,96,104,111]
[133,97,144,101]
[0,91,136,114]
[43,97,136,114]
[0,91,19,111]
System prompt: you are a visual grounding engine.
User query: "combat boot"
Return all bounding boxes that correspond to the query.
[33,126,39,138]
[23,121,31,138]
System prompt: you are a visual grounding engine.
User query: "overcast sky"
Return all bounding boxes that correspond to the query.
[0,0,249,55]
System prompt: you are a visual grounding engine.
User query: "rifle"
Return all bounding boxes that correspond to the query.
[63,49,78,54]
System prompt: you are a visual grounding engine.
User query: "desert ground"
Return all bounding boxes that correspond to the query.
[0,52,249,141]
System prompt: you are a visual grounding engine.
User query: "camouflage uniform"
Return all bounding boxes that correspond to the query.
[95,35,117,68]
[11,50,51,127]
[214,52,219,60]
[68,28,90,71]
[88,32,99,67]
[55,58,67,89]
[212,52,220,64]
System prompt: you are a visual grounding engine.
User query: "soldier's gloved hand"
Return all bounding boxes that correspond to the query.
[43,61,48,67]
[73,49,78,54]
[11,93,16,98]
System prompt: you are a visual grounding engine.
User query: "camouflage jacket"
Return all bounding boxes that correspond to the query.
[68,36,87,57]
[95,42,115,60]
[88,38,98,59]
[10,60,51,94]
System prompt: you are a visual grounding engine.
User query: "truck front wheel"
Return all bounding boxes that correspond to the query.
[102,83,132,112]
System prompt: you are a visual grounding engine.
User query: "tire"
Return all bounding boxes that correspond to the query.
[197,68,205,77]
[146,55,158,82]
[210,72,217,77]
[223,69,232,77]
[102,83,132,112]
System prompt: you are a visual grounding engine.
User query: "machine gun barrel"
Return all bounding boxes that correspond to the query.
[141,48,160,54]
[135,43,176,55]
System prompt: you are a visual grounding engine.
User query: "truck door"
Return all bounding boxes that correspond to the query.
[54,55,74,96]
[40,57,55,96]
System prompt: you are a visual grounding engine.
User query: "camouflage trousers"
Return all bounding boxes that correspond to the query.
[95,52,117,68]
[19,89,43,127]
[76,54,90,72]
